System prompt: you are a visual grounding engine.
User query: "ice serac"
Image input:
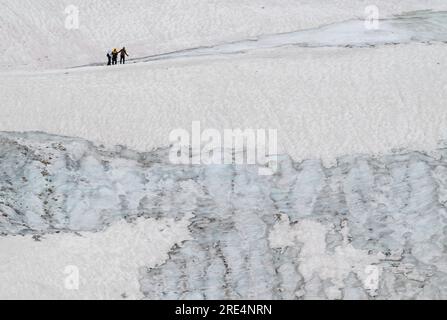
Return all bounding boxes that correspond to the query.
[0,132,446,299]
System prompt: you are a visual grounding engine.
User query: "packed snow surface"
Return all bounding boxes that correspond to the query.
[0,216,191,300]
[1,8,447,164]
[1,42,446,165]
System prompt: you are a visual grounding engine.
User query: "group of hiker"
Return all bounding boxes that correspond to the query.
[107,47,129,65]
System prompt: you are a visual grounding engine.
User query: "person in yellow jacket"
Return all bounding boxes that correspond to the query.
[111,48,119,65]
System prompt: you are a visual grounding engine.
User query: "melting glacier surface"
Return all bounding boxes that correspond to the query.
[0,131,446,299]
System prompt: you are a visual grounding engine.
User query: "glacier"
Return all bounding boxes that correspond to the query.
[0,131,446,299]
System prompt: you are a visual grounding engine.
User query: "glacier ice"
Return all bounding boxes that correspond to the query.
[0,131,446,299]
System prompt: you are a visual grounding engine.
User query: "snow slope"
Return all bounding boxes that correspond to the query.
[2,0,447,70]
[0,216,191,299]
[1,42,446,164]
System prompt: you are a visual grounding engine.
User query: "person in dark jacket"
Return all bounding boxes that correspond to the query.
[106,51,112,66]
[119,47,129,64]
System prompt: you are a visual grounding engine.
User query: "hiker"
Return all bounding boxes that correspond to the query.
[111,48,119,65]
[106,50,112,66]
[119,47,129,64]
